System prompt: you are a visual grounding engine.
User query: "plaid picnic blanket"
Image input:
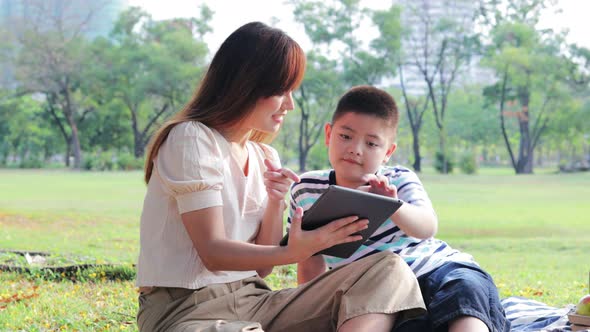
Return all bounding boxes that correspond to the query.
[502,296,588,332]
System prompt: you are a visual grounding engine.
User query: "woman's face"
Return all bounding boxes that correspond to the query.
[243,92,295,134]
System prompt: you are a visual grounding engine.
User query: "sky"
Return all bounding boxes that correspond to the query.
[127,0,590,54]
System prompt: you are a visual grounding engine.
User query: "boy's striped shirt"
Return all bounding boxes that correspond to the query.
[288,165,475,277]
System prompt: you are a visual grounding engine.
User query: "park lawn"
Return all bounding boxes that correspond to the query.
[0,169,589,331]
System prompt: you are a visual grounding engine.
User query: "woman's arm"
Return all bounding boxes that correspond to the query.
[183,206,291,272]
[255,199,286,277]
[182,206,369,272]
[254,159,299,277]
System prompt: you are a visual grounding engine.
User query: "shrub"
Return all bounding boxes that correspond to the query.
[82,155,95,170]
[19,158,44,169]
[98,152,114,171]
[82,152,114,171]
[116,152,143,170]
[434,151,454,174]
[459,151,478,174]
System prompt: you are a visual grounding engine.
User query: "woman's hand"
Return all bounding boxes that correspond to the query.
[263,159,300,202]
[287,207,369,261]
[358,174,398,198]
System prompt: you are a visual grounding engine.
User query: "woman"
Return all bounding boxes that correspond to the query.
[136,21,425,332]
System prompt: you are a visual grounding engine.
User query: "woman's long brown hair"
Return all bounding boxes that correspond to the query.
[143,22,306,184]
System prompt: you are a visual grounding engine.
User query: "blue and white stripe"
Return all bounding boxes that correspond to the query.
[288,165,475,277]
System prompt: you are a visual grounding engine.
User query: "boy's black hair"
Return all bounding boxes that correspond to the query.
[332,85,399,136]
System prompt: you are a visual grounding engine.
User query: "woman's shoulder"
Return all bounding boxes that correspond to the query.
[170,121,217,138]
[164,121,225,157]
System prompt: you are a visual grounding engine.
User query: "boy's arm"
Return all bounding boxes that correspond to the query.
[391,203,437,239]
[362,173,438,239]
[297,255,327,284]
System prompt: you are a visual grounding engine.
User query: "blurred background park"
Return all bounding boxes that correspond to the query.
[0,0,589,330]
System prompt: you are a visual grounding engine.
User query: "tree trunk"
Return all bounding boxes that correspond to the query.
[63,87,82,169]
[69,123,82,169]
[516,98,533,174]
[134,137,146,158]
[132,122,146,158]
[130,107,144,158]
[411,126,422,172]
[65,142,71,167]
[299,149,308,174]
[439,128,448,174]
[298,108,309,173]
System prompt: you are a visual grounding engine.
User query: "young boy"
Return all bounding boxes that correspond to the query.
[288,86,509,332]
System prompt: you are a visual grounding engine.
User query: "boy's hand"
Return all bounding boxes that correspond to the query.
[358,174,398,198]
[263,159,300,202]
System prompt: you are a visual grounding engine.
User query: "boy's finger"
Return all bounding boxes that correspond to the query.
[362,173,377,183]
[356,185,371,192]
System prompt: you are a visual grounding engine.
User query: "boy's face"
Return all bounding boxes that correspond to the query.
[325,112,397,188]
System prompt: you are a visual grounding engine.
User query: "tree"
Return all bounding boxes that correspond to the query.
[289,0,400,171]
[371,5,432,171]
[0,94,60,166]
[447,85,501,161]
[480,0,576,174]
[9,0,109,168]
[91,6,211,157]
[400,0,479,173]
[292,52,344,172]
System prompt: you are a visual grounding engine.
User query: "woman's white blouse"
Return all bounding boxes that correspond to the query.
[136,121,280,289]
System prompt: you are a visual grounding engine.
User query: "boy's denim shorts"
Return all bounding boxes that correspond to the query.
[394,262,510,332]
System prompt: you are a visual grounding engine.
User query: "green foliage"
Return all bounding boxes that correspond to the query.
[264,265,297,290]
[91,7,211,159]
[448,86,501,146]
[0,0,587,173]
[3,265,135,283]
[83,151,115,171]
[18,157,44,169]
[479,0,580,174]
[306,143,331,170]
[0,95,60,167]
[458,151,478,174]
[82,151,144,171]
[0,6,212,168]
[286,0,403,172]
[434,151,454,174]
[117,153,144,171]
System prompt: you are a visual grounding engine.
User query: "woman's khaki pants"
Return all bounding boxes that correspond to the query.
[137,251,425,332]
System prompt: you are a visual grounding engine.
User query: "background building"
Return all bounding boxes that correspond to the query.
[394,0,493,95]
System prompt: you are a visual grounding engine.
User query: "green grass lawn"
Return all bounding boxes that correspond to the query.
[0,168,589,331]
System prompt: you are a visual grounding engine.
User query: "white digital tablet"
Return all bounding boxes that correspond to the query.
[280,185,403,259]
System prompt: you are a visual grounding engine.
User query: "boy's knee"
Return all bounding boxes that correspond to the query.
[452,269,489,288]
[438,268,493,301]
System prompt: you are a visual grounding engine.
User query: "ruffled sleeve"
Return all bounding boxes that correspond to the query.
[155,122,224,214]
